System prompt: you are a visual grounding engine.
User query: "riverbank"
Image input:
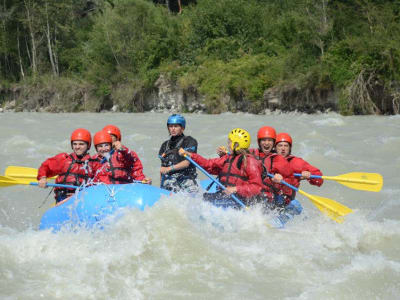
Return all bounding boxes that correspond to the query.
[0,74,390,115]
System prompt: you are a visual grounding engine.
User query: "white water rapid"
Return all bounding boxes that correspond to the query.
[0,112,399,299]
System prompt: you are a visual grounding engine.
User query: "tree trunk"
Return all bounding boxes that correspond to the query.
[24,0,37,75]
[17,26,25,79]
[45,1,58,76]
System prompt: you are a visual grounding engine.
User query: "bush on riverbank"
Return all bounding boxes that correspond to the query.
[1,0,399,114]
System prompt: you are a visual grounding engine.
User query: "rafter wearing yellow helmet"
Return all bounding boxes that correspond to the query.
[228,128,251,152]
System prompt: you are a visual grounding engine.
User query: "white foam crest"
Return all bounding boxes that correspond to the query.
[311,117,345,127]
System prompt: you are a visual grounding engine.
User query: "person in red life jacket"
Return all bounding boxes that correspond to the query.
[91,130,141,184]
[179,128,264,207]
[103,124,151,184]
[37,128,94,203]
[275,132,323,189]
[250,126,294,207]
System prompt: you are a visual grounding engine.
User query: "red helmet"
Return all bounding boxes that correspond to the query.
[276,133,292,146]
[257,126,276,140]
[70,128,91,149]
[94,130,112,147]
[103,125,121,141]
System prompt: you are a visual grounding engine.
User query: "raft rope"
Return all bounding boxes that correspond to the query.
[38,187,55,208]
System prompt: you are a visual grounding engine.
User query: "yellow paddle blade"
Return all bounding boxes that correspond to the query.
[5,166,56,180]
[322,172,383,192]
[5,166,39,180]
[0,175,20,187]
[0,175,39,188]
[298,189,353,223]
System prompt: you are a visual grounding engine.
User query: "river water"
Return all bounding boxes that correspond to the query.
[0,112,399,299]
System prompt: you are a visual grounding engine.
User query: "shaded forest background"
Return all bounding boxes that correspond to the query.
[0,0,399,114]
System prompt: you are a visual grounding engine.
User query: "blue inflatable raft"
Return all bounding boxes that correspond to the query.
[40,180,302,231]
[39,183,171,231]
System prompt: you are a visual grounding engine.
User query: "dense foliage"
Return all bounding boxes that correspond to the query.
[1,0,399,113]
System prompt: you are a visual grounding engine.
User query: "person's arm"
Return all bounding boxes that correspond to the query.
[165,136,197,172]
[184,136,198,154]
[37,153,68,187]
[295,157,323,186]
[128,149,152,184]
[114,145,149,182]
[179,149,225,175]
[123,147,145,180]
[159,141,171,175]
[163,160,190,174]
[114,144,134,164]
[216,146,228,157]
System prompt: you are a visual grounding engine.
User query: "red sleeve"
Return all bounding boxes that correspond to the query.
[117,146,134,164]
[290,157,323,186]
[128,149,146,181]
[37,153,69,180]
[190,153,227,175]
[115,147,136,174]
[236,156,263,198]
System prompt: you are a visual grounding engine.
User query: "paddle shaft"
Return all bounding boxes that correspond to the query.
[30,182,78,189]
[34,181,142,188]
[184,155,247,208]
[269,173,353,218]
[34,180,142,188]
[269,174,299,192]
[268,174,326,212]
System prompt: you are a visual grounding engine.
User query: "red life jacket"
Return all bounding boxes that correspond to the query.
[248,149,277,201]
[218,154,263,201]
[258,153,294,205]
[38,152,95,200]
[55,153,91,186]
[259,154,280,201]
[92,147,134,184]
[108,151,132,184]
[218,154,249,187]
[190,152,263,200]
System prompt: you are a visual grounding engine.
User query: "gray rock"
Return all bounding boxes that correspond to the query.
[4,100,16,110]
[111,104,119,112]
[150,75,205,112]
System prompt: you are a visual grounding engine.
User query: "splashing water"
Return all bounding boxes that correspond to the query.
[0,112,399,299]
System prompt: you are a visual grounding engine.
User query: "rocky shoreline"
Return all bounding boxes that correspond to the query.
[0,75,348,115]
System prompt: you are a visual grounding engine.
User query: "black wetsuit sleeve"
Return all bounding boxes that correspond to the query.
[159,141,167,157]
[183,136,198,153]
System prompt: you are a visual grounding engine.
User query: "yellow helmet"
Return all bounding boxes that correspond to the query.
[228,128,251,151]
